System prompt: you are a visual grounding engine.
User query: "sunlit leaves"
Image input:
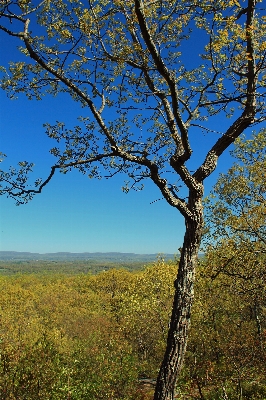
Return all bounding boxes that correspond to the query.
[0,264,174,398]
[204,129,266,247]
[198,130,266,396]
[0,0,265,204]
[0,273,142,399]
[0,254,265,398]
[183,257,266,399]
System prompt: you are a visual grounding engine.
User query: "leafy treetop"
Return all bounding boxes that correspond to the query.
[0,0,265,215]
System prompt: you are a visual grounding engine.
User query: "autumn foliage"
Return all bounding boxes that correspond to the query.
[0,254,265,400]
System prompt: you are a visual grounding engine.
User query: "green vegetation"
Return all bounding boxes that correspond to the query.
[0,257,265,400]
[0,252,176,276]
[0,262,171,400]
[0,259,146,276]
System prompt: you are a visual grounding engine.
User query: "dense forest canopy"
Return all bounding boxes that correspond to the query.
[0,258,265,399]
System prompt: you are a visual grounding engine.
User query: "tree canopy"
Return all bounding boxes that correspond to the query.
[197,131,266,398]
[0,0,265,208]
[205,130,265,239]
[203,130,266,325]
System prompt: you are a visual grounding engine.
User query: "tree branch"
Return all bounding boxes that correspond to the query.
[134,0,192,162]
[3,153,115,199]
[193,0,258,183]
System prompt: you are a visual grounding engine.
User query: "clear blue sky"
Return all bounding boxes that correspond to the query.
[0,19,250,255]
[0,87,238,255]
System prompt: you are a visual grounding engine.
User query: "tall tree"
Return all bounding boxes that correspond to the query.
[0,1,265,398]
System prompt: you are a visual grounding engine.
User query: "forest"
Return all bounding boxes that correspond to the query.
[0,255,265,400]
[0,133,265,400]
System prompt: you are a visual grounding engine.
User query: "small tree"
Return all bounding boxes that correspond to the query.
[203,130,266,352]
[190,131,266,398]
[204,130,266,252]
[0,1,265,399]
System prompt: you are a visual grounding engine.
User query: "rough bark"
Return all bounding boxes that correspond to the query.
[154,190,204,400]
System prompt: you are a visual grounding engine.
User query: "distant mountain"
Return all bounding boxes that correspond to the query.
[0,251,176,262]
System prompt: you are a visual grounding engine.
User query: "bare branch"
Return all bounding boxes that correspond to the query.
[0,24,24,37]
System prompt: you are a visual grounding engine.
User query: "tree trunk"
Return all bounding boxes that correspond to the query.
[154,191,204,400]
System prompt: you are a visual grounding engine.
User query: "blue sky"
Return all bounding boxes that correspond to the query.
[0,12,251,255]
[0,88,185,254]
[0,87,235,255]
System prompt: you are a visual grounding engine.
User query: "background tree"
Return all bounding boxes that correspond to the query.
[0,1,266,398]
[204,130,265,251]
[183,131,266,399]
[203,129,266,363]
[203,130,265,315]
